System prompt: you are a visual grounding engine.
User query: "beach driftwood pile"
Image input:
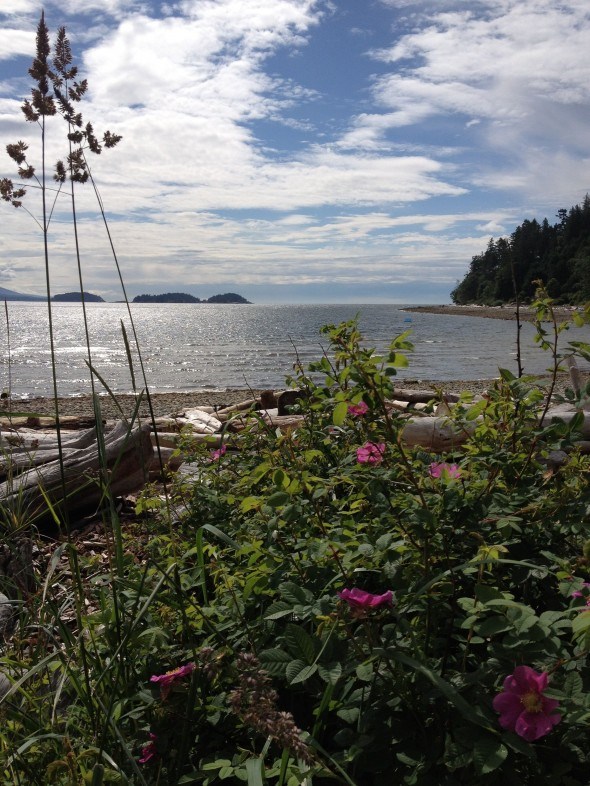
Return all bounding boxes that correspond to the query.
[0,372,588,530]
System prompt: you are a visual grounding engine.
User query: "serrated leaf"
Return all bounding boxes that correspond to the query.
[264,601,294,620]
[318,662,342,685]
[356,661,374,682]
[563,671,583,698]
[258,649,291,676]
[473,736,508,775]
[259,648,292,664]
[336,706,360,724]
[476,616,512,637]
[285,659,318,684]
[279,581,312,605]
[284,623,316,663]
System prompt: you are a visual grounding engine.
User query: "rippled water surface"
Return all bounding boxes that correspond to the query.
[1,303,588,398]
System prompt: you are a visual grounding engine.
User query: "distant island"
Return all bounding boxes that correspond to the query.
[52,291,105,302]
[0,287,252,304]
[132,292,251,304]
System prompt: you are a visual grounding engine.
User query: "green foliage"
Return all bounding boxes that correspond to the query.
[3,309,590,784]
[452,196,590,304]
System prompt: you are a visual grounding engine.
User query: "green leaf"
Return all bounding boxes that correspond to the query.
[279,582,312,605]
[355,661,374,682]
[473,736,508,775]
[285,659,318,684]
[264,601,295,621]
[284,623,316,663]
[572,610,590,638]
[333,401,349,426]
[318,662,342,685]
[245,758,265,786]
[563,671,583,698]
[240,496,261,512]
[266,491,290,508]
[388,352,409,368]
[259,648,291,676]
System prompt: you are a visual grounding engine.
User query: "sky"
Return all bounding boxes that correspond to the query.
[0,0,589,304]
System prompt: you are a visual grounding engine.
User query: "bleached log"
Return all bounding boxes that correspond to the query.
[0,421,154,525]
[390,388,462,404]
[149,446,184,479]
[401,416,476,451]
[171,409,223,434]
[0,426,98,452]
[541,404,590,437]
[215,398,257,417]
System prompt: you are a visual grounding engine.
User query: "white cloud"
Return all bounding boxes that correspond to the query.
[344,1,590,200]
[0,0,588,302]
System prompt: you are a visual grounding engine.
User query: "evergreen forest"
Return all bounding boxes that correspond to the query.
[451,195,590,305]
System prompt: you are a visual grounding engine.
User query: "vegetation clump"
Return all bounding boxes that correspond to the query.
[452,196,590,305]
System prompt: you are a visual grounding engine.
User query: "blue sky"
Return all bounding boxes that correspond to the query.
[1,0,589,303]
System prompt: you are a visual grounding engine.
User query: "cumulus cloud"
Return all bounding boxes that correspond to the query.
[0,0,588,301]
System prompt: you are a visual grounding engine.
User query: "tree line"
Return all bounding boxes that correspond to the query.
[451,195,590,305]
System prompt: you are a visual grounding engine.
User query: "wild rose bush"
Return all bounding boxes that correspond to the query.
[142,315,590,784]
[3,311,590,785]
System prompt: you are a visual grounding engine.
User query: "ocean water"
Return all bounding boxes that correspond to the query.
[1,302,589,399]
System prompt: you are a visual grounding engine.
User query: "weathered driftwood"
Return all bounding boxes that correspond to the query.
[391,388,462,404]
[0,421,154,524]
[0,414,98,431]
[215,398,257,418]
[400,403,590,453]
[401,417,477,451]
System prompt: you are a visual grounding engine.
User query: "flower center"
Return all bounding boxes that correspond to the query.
[521,691,542,713]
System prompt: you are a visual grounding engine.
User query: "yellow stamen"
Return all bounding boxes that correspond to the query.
[521,691,542,713]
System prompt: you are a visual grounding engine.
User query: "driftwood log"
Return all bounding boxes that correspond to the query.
[0,421,154,525]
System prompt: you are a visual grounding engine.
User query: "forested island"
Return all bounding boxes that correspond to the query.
[132,292,251,304]
[452,195,590,305]
[52,291,105,302]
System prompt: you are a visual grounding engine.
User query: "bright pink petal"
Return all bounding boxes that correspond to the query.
[338,588,393,608]
[492,692,522,730]
[515,709,560,742]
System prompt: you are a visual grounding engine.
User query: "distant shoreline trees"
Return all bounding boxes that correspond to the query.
[451,195,590,305]
[132,292,251,304]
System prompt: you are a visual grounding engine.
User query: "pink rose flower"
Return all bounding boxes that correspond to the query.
[348,401,369,417]
[139,733,158,764]
[356,441,386,464]
[211,444,227,461]
[492,665,561,741]
[338,588,394,609]
[150,662,195,699]
[429,461,461,479]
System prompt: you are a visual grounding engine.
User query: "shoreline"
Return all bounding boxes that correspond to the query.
[404,304,580,322]
[0,374,572,420]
